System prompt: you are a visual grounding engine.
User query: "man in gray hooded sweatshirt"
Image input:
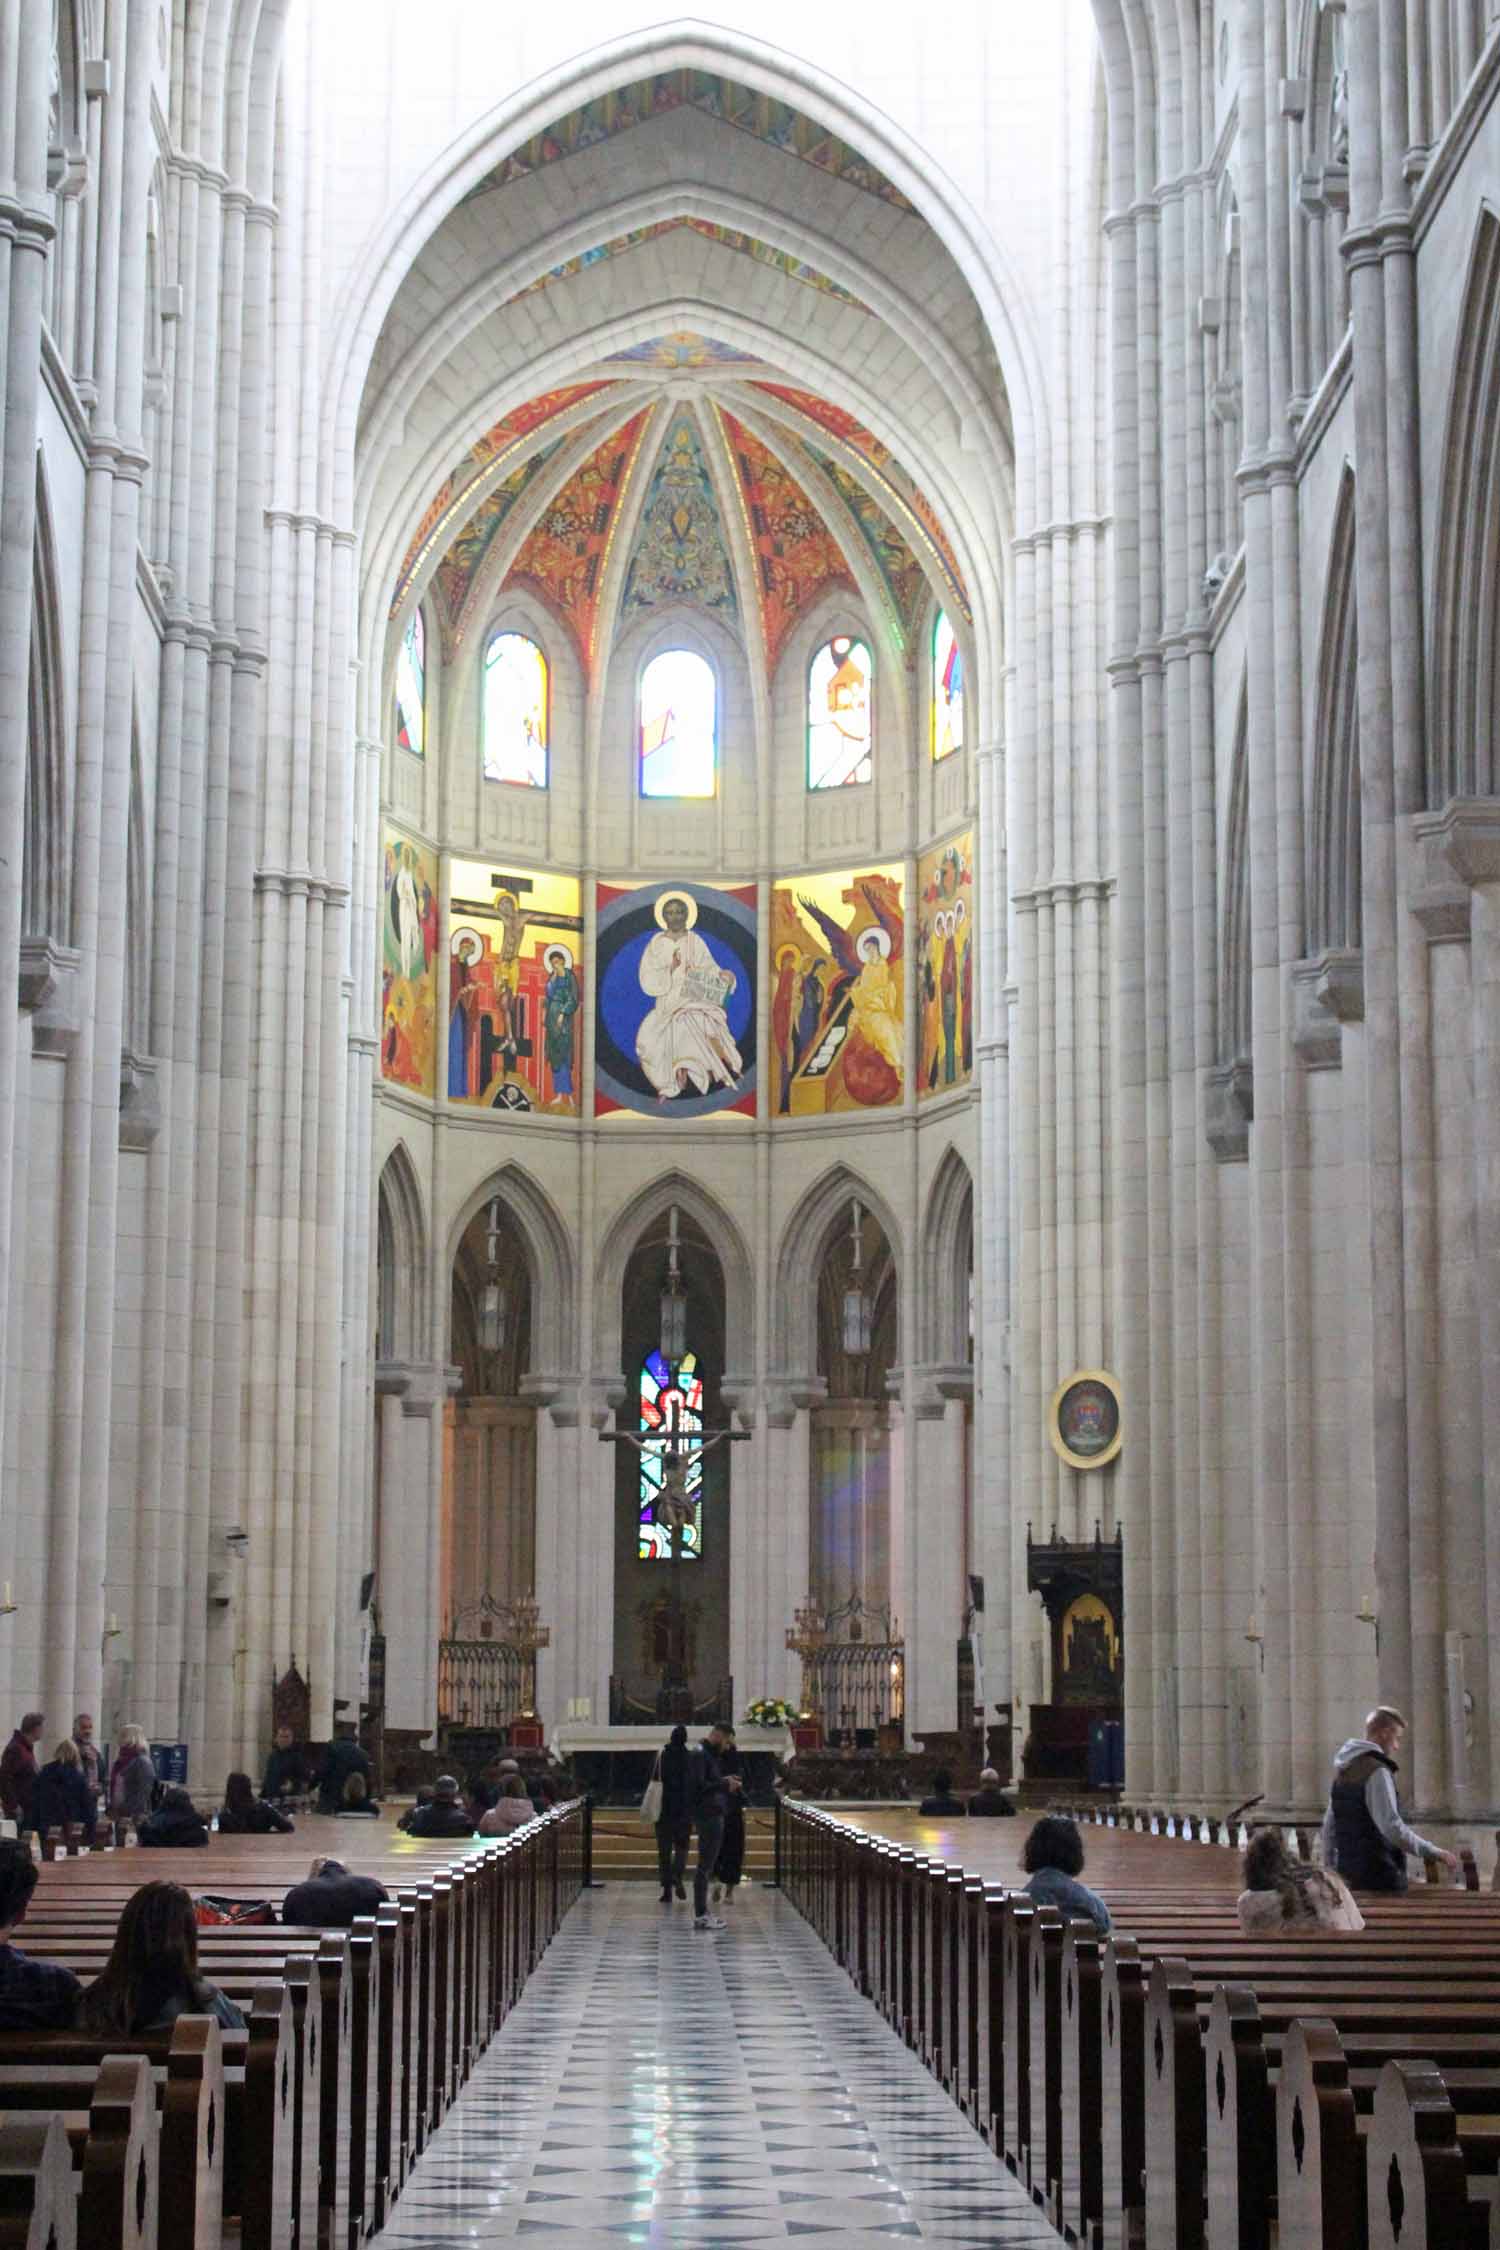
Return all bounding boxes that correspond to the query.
[1321,1705,1458,1891]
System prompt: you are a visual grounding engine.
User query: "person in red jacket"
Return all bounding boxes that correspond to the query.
[0,1715,44,1833]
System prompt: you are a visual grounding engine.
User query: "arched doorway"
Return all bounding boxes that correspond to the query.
[443,1192,537,1628]
[811,1199,898,1613]
[610,1207,733,1723]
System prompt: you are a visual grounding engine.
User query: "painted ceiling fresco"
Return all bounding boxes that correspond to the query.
[502,410,652,674]
[752,382,970,618]
[716,409,855,672]
[799,439,927,652]
[431,434,570,645]
[621,411,738,623]
[468,71,916,212]
[512,217,868,314]
[605,333,764,369]
[392,382,615,613]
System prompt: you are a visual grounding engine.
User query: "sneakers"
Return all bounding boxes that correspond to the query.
[693,1912,727,1931]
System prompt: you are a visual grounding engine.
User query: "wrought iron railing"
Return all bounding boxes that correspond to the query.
[437,1593,526,1731]
[801,1596,904,1735]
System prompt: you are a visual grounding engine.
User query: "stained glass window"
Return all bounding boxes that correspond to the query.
[483,631,549,788]
[639,648,716,798]
[807,635,873,789]
[932,610,964,762]
[394,609,425,759]
[637,1348,703,1562]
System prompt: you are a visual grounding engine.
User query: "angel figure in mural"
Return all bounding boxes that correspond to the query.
[795,880,905,1106]
[635,892,742,1100]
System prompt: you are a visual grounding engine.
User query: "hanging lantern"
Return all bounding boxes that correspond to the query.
[478,1195,507,1353]
[841,1198,871,1356]
[659,1203,688,1362]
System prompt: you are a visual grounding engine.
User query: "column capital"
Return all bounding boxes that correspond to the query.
[1418,796,1500,889]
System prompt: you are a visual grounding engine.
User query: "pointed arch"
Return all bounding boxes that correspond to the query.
[771,1163,903,1379]
[595,1172,753,1386]
[445,1161,576,1381]
[922,1145,974,1367]
[1429,203,1500,806]
[24,460,69,945]
[377,1143,428,1365]
[1308,465,1361,955]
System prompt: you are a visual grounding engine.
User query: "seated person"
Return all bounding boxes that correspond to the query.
[282,1855,389,1929]
[466,1762,502,1818]
[262,1725,306,1801]
[397,1786,434,1835]
[1021,1814,1111,1932]
[315,1731,373,1814]
[335,1770,381,1817]
[532,1773,562,1811]
[967,1767,1016,1818]
[0,1837,83,2028]
[218,1771,295,1835]
[918,1768,967,1817]
[402,1774,475,1839]
[478,1775,537,1835]
[34,1736,97,1844]
[1237,1827,1364,1933]
[136,1784,210,1848]
[79,1881,245,2032]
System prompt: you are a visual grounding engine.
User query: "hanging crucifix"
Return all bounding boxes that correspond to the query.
[597,1414,751,1559]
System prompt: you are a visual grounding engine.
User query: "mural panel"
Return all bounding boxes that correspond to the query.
[381,826,439,1097]
[448,861,584,1115]
[595,880,757,1119]
[917,831,975,1097]
[770,865,904,1117]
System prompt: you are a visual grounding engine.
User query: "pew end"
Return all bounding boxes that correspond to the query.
[79,2055,158,2250]
[1367,2057,1484,2250]
[0,2113,79,2250]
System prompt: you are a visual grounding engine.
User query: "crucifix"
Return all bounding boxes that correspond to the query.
[599,1412,750,1709]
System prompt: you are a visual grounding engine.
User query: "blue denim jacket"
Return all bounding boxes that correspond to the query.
[1024,1866,1111,1932]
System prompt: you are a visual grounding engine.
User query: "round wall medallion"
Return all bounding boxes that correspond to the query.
[1048,1369,1123,1470]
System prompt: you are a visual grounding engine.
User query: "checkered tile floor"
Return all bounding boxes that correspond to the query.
[381,1880,1058,2246]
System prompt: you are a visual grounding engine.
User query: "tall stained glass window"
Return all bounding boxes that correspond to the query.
[932,610,965,762]
[394,609,425,758]
[639,648,716,798]
[807,634,873,789]
[483,630,549,788]
[638,1348,703,1561]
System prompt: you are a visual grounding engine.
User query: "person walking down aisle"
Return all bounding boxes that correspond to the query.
[654,1725,692,1903]
[1322,1705,1459,1891]
[712,1725,746,1906]
[690,1726,735,1931]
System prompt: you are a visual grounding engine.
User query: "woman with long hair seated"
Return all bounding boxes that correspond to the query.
[1237,1827,1364,1932]
[78,1882,246,2034]
[217,1771,294,1835]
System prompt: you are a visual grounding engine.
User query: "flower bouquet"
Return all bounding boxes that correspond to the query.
[744,1698,799,1729]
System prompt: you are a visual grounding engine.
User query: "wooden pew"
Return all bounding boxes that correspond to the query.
[0,2113,79,2250]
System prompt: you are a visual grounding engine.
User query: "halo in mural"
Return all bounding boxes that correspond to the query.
[653,888,700,930]
[595,879,757,1119]
[1048,1370,1123,1471]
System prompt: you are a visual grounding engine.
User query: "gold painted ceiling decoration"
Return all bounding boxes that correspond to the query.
[621,410,738,623]
[468,70,916,212]
[391,382,616,615]
[502,411,653,676]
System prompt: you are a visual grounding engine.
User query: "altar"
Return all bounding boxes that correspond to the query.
[550,1721,791,1808]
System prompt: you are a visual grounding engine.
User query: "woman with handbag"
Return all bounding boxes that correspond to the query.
[650,1724,692,1904]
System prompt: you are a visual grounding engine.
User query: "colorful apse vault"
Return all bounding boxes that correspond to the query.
[770,865,904,1117]
[917,831,975,1097]
[595,880,757,1120]
[381,826,439,1098]
[448,861,584,1115]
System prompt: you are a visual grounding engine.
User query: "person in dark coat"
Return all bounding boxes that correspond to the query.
[315,1733,372,1814]
[135,1785,210,1849]
[918,1769,967,1817]
[712,1726,747,1905]
[261,1726,306,1802]
[33,1738,96,1844]
[282,1857,389,1929]
[0,1714,44,1832]
[401,1775,474,1839]
[966,1768,1016,1818]
[217,1772,294,1834]
[654,1725,692,1903]
[1320,1706,1458,1891]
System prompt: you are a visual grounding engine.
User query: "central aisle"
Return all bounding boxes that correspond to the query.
[381,1880,1058,2248]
